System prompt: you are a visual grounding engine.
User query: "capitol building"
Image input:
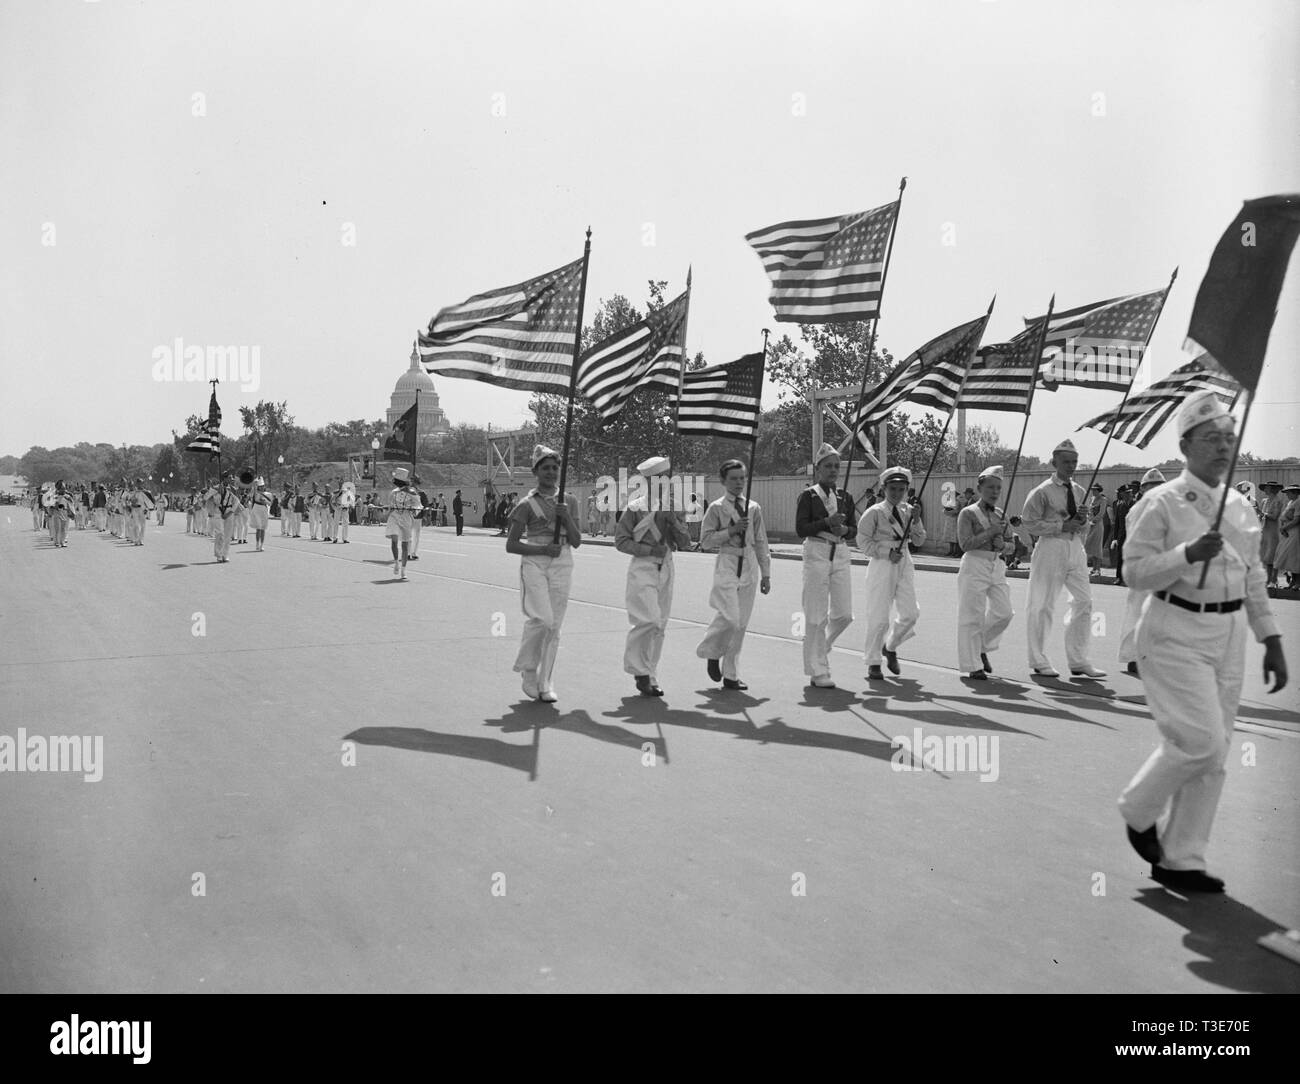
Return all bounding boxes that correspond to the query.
[387,343,452,439]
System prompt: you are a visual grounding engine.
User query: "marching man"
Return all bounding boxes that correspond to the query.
[1118,390,1287,893]
[384,468,421,579]
[615,455,691,697]
[956,465,1015,680]
[249,478,272,551]
[696,459,771,691]
[505,445,582,703]
[1117,468,1167,676]
[206,471,242,563]
[858,466,927,681]
[307,483,322,540]
[1021,437,1106,678]
[797,443,858,689]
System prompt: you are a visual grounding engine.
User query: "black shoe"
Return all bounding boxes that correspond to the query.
[722,678,748,691]
[707,659,722,682]
[1126,824,1162,865]
[634,675,656,697]
[981,652,992,673]
[648,682,664,697]
[882,648,900,675]
[409,555,419,560]
[967,670,987,681]
[867,665,884,680]
[1151,866,1225,894]
[1125,661,1139,677]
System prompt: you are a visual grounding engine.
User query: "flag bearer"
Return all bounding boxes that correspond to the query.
[858,466,927,680]
[616,455,691,697]
[797,443,857,689]
[1118,390,1287,893]
[384,468,421,580]
[249,478,271,551]
[207,471,241,563]
[696,459,771,690]
[956,465,1014,679]
[506,445,582,703]
[1117,468,1166,676]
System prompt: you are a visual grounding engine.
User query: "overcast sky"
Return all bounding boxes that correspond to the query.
[2,0,1297,468]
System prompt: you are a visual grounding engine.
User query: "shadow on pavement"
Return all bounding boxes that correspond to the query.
[860,698,1041,738]
[345,724,538,780]
[485,706,666,763]
[1133,886,1300,993]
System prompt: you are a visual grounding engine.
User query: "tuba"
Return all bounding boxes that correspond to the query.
[340,481,357,507]
[238,467,256,488]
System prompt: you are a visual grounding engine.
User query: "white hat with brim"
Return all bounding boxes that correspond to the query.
[637,456,670,477]
[392,467,410,485]
[1140,468,1166,486]
[880,466,911,487]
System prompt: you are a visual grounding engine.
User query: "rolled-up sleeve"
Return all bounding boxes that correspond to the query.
[752,507,772,576]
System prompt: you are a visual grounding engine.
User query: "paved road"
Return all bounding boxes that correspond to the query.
[1,514,1297,992]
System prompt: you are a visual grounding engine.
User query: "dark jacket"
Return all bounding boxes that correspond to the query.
[795,486,857,545]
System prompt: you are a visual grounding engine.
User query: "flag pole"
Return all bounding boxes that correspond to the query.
[1196,386,1256,588]
[842,176,907,502]
[1002,295,1055,518]
[736,329,770,582]
[668,267,693,494]
[1081,267,1178,495]
[210,378,221,481]
[555,228,593,542]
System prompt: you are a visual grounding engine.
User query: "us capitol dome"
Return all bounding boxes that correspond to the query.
[387,343,451,438]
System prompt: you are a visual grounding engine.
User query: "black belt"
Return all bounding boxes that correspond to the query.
[1155,591,1243,614]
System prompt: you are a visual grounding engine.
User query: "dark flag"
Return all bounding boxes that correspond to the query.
[745,201,898,323]
[1029,287,1170,390]
[576,289,689,420]
[1076,357,1241,449]
[676,352,765,441]
[184,387,222,458]
[956,319,1047,414]
[382,403,418,462]
[417,258,585,394]
[1185,193,1300,392]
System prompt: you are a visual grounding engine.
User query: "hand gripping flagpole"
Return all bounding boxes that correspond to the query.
[1002,295,1055,521]
[555,227,593,544]
[1196,387,1255,588]
[736,328,770,582]
[841,176,907,503]
[1080,267,1178,497]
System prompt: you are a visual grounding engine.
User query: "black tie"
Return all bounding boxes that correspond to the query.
[891,505,905,532]
[1064,482,1077,519]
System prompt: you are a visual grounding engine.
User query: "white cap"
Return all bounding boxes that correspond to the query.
[532,444,560,468]
[1177,389,1232,437]
[880,465,911,487]
[978,464,1004,482]
[637,455,671,477]
[813,442,840,466]
[1140,467,1166,486]
[1053,438,1077,454]
[392,467,410,484]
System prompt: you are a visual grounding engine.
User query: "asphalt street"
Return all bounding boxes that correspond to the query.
[2,513,1297,992]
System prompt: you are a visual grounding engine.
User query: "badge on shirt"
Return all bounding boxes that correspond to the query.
[1186,492,1197,502]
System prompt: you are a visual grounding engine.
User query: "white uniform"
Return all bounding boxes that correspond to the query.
[616,497,691,681]
[307,492,322,539]
[798,485,856,679]
[1117,499,1151,668]
[956,500,1014,673]
[1021,475,1095,670]
[857,500,927,663]
[511,490,579,695]
[695,495,771,682]
[1118,469,1279,871]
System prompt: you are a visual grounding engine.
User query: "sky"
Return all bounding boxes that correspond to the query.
[2,0,1297,469]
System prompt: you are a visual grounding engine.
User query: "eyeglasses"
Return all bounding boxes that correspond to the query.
[1190,433,1237,448]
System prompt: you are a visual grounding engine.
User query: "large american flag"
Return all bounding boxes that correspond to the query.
[1076,357,1241,449]
[745,201,898,323]
[848,312,992,438]
[957,319,1046,414]
[576,289,689,421]
[1028,286,1169,390]
[417,258,584,394]
[185,388,222,458]
[676,352,765,441]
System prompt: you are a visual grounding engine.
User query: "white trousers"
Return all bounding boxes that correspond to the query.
[956,551,1014,672]
[1117,588,1149,667]
[95,508,107,530]
[411,519,421,554]
[514,548,573,692]
[336,509,349,541]
[1118,596,1247,871]
[624,554,675,678]
[213,515,232,560]
[802,539,853,677]
[1025,536,1094,669]
[696,553,759,681]
[308,507,320,538]
[863,553,920,661]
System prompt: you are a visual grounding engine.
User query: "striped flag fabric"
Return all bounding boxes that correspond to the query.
[745,201,898,324]
[676,352,765,441]
[185,388,222,457]
[1076,357,1241,449]
[848,313,992,434]
[576,290,689,420]
[417,258,585,394]
[956,319,1046,414]
[1028,287,1168,390]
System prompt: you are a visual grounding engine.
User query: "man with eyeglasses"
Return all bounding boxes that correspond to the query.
[1117,390,1287,894]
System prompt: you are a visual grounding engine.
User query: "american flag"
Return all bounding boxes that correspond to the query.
[745,201,898,324]
[185,388,222,458]
[1076,357,1241,449]
[576,289,689,421]
[1028,287,1169,390]
[676,352,765,442]
[417,258,585,394]
[957,319,1047,414]
[848,313,992,438]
